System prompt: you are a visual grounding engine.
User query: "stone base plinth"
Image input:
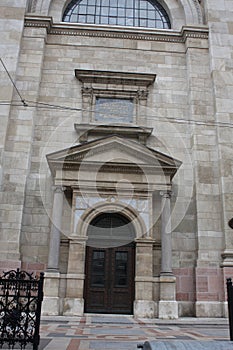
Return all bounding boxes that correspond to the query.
[222,301,228,318]
[178,301,195,317]
[134,300,156,318]
[158,300,178,319]
[43,271,60,296]
[63,298,84,316]
[42,296,60,315]
[195,301,224,317]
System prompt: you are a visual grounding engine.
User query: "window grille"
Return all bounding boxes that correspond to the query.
[63,0,171,29]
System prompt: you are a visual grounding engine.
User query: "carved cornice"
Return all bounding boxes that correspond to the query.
[46,136,182,179]
[49,160,177,177]
[24,16,209,43]
[75,69,156,87]
[74,124,153,144]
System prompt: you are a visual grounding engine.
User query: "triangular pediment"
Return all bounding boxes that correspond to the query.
[47,135,181,178]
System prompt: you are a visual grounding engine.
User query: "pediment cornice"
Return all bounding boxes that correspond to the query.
[47,136,181,179]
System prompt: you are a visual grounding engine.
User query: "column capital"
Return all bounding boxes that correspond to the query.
[159,190,172,198]
[52,185,66,194]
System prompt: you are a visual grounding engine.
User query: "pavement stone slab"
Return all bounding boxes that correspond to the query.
[30,316,232,349]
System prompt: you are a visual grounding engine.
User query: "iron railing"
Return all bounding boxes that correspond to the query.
[0,269,44,349]
[227,278,233,341]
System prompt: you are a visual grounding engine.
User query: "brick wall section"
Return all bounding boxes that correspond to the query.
[174,267,228,303]
[173,268,195,302]
[21,262,45,277]
[0,261,45,277]
[0,260,21,275]
[195,267,224,302]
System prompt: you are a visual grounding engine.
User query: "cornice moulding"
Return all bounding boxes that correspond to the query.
[24,16,209,43]
[75,69,156,87]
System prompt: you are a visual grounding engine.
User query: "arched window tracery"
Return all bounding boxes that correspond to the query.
[63,0,171,29]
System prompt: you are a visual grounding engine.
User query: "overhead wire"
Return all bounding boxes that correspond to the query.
[1,98,233,129]
[0,58,28,107]
[1,57,233,129]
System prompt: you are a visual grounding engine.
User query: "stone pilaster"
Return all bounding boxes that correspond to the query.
[81,87,93,123]
[134,239,155,318]
[0,1,28,266]
[0,12,48,265]
[159,191,178,319]
[63,237,87,316]
[184,25,224,317]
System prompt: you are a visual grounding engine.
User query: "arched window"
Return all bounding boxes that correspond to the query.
[87,212,135,248]
[63,0,171,29]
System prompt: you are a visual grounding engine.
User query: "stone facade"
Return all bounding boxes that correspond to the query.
[0,0,232,318]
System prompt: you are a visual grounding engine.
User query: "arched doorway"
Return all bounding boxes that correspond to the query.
[84,212,135,314]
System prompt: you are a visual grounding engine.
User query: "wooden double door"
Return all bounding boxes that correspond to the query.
[84,243,135,314]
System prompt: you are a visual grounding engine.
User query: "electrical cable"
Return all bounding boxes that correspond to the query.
[0,58,28,107]
[1,58,233,129]
[1,99,233,129]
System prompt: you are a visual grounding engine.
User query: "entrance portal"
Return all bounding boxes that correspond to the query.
[84,213,135,314]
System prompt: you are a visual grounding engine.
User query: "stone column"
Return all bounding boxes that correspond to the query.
[47,185,66,271]
[160,191,172,275]
[159,190,178,319]
[42,185,66,316]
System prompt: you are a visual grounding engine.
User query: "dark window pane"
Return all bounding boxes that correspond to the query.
[91,251,105,287]
[115,252,128,287]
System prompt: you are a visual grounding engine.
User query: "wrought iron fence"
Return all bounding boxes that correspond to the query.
[227,278,233,341]
[0,269,44,349]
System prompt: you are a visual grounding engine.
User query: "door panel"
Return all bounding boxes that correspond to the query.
[85,249,108,311]
[84,244,135,314]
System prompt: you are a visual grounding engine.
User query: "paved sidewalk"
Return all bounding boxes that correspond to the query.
[37,315,233,350]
